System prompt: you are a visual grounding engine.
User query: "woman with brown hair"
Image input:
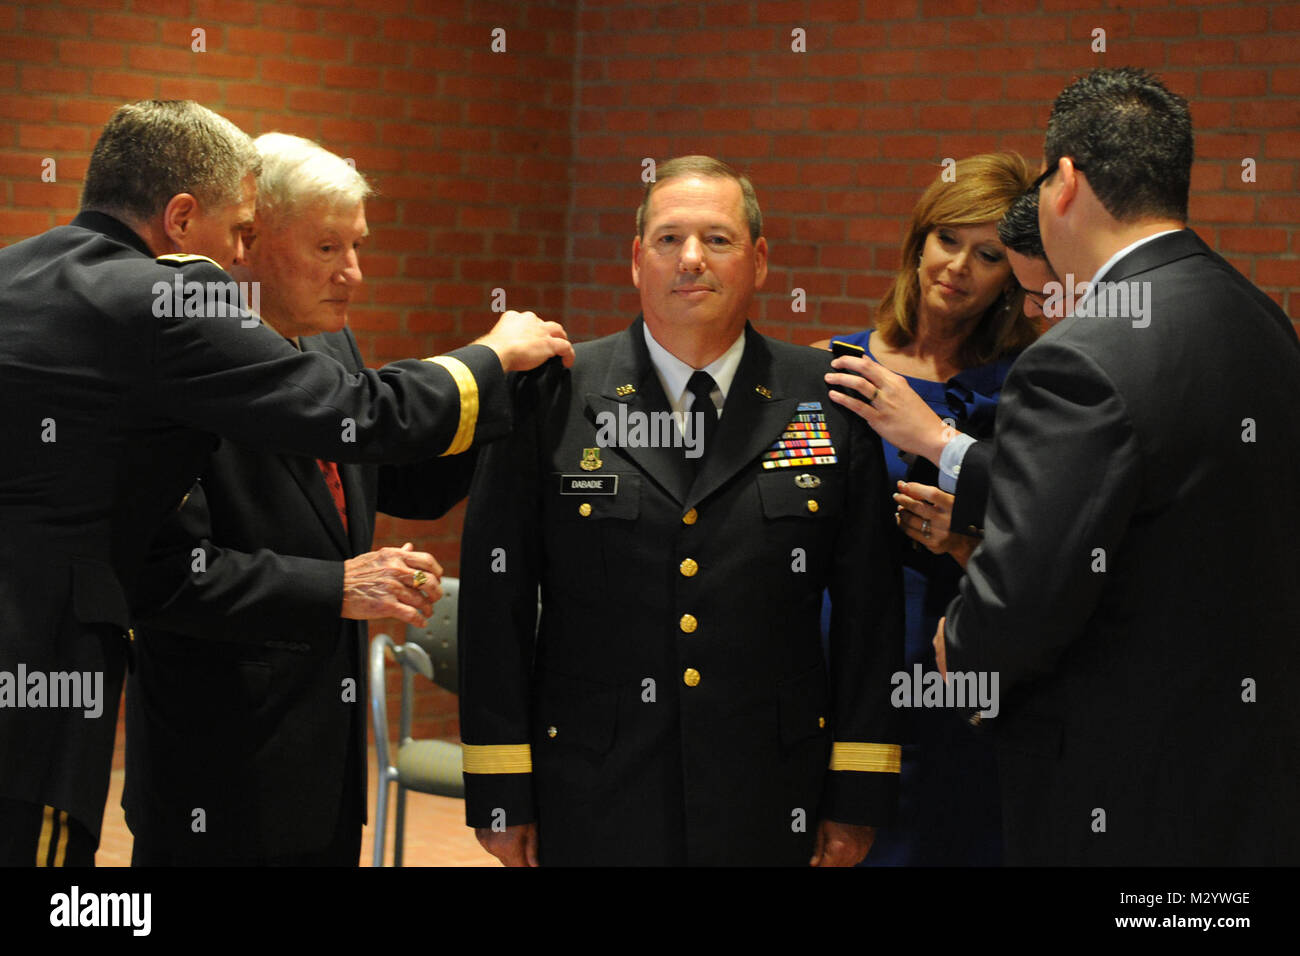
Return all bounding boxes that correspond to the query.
[812,152,1039,865]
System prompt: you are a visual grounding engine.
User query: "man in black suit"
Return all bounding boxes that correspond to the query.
[458,156,904,866]
[0,101,572,866]
[937,67,1300,864]
[125,133,475,865]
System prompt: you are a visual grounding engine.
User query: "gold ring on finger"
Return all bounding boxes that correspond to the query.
[413,570,428,588]
[922,519,931,537]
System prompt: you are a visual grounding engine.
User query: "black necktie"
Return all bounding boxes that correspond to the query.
[686,370,720,466]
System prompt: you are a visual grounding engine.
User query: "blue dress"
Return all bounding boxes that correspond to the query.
[822,329,1016,866]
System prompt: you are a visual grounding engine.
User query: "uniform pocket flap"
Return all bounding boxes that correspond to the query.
[777,664,830,748]
[71,557,130,631]
[757,471,836,520]
[535,668,618,755]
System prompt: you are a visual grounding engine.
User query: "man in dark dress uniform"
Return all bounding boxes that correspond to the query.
[459,156,904,866]
[0,100,572,866]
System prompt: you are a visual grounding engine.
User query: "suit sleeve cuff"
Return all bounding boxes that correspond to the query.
[819,742,900,827]
[463,743,535,828]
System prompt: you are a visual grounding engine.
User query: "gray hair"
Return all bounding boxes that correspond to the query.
[81,100,260,223]
[636,155,762,242]
[253,132,372,224]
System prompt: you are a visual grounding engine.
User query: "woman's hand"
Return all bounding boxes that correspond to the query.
[824,354,959,465]
[893,481,977,568]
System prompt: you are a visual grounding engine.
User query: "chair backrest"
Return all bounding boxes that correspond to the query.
[406,575,459,694]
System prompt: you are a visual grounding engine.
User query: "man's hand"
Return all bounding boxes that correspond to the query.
[809,820,876,867]
[893,481,976,568]
[475,310,575,372]
[475,822,539,867]
[341,542,441,626]
[824,353,957,465]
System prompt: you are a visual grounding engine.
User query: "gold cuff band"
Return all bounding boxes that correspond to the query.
[829,741,901,773]
[426,355,478,456]
[462,743,532,774]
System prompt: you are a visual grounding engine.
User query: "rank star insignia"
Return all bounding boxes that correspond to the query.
[580,447,603,471]
[615,384,636,397]
[754,385,773,398]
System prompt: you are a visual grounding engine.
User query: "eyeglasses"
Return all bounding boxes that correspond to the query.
[1019,285,1047,307]
[1032,160,1084,192]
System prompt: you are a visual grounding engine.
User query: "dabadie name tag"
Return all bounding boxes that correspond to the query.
[560,475,620,495]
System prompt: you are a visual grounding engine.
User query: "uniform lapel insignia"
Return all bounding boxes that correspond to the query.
[580,447,603,471]
[754,385,773,399]
[615,384,636,397]
[760,403,838,470]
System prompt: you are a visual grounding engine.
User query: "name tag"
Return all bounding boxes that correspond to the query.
[560,474,620,495]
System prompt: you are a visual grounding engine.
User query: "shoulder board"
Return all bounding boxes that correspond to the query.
[155,253,221,268]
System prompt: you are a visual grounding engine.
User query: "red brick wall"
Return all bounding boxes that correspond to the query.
[3,0,1297,740]
[567,0,1300,344]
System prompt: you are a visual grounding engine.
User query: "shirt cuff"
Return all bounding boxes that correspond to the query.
[938,433,977,493]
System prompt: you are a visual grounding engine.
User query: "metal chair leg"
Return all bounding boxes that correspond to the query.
[373,772,389,867]
[394,782,408,868]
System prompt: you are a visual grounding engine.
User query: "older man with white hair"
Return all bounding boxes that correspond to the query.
[123,134,487,866]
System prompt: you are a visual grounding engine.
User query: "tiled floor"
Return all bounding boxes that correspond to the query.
[96,720,495,867]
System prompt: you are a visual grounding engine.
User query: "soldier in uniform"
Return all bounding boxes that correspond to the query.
[458,156,904,866]
[0,100,572,866]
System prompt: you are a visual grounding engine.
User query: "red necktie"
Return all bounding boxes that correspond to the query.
[316,459,349,534]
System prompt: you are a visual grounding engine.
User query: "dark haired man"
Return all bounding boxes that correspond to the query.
[0,100,572,865]
[459,156,904,866]
[938,67,1300,864]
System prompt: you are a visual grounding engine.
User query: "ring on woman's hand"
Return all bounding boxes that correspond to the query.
[413,570,428,588]
[869,386,880,404]
[921,519,931,537]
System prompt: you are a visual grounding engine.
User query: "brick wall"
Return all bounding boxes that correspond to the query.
[3,0,1297,740]
[567,0,1299,343]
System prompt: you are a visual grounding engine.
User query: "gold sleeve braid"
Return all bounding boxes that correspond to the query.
[462,743,532,774]
[425,355,478,456]
[829,742,901,773]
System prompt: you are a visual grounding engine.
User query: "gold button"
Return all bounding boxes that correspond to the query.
[806,499,819,513]
[679,613,697,634]
[679,558,698,577]
[578,502,592,517]
[682,508,698,525]
[818,716,826,728]
[547,725,558,738]
[128,627,136,642]
[683,668,701,687]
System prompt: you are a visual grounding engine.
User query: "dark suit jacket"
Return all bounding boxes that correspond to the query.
[124,329,476,863]
[945,229,1300,864]
[459,318,904,865]
[0,212,508,842]
[950,440,994,535]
